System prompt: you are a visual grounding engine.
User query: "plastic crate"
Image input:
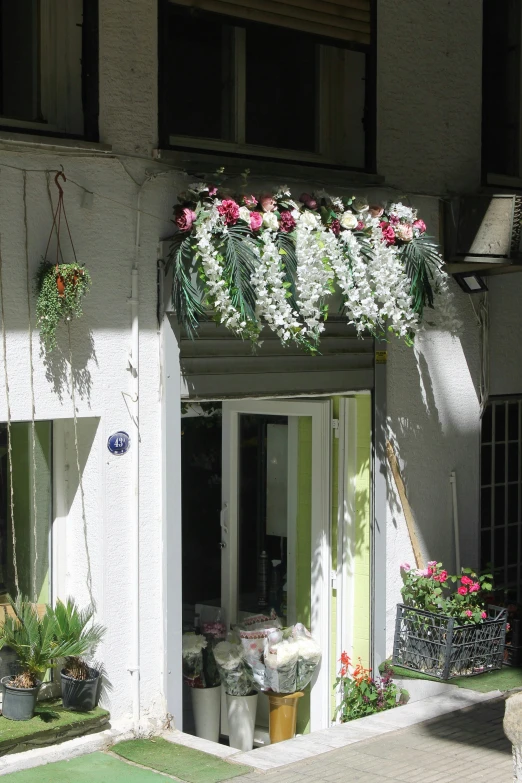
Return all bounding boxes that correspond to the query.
[392,604,507,679]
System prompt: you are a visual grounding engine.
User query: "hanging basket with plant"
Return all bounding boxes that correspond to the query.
[35,172,91,351]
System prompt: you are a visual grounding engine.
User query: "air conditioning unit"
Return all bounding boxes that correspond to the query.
[444,194,522,276]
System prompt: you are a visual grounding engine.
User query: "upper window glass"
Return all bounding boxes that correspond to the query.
[160,1,373,169]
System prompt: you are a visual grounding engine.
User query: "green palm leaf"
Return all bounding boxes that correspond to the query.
[166,233,205,339]
[219,223,258,323]
[400,235,442,317]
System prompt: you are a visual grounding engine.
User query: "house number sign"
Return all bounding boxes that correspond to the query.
[107,431,131,456]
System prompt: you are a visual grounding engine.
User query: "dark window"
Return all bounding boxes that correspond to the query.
[159,2,372,169]
[480,398,522,602]
[483,0,522,178]
[0,0,98,140]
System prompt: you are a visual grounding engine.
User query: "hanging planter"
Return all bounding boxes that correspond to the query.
[166,184,460,350]
[35,172,91,351]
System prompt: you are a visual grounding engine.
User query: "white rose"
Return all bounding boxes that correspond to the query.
[263,212,279,231]
[239,206,251,223]
[352,198,369,213]
[299,211,320,230]
[340,211,358,230]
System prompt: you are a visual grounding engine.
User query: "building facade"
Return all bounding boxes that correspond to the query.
[0,0,515,735]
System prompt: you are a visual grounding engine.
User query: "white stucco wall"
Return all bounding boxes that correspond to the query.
[0,0,491,719]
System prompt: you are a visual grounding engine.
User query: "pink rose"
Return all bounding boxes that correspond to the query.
[280,210,296,233]
[469,582,480,593]
[481,611,487,620]
[380,221,396,246]
[400,563,410,572]
[260,195,276,212]
[369,205,384,218]
[428,561,437,567]
[458,586,468,596]
[243,194,258,208]
[217,199,240,226]
[299,193,318,210]
[395,223,414,242]
[174,206,196,232]
[465,610,472,618]
[461,575,474,586]
[250,211,263,232]
[329,219,341,236]
[207,184,218,197]
[413,219,426,234]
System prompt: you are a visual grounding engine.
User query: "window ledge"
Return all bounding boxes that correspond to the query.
[156,147,384,189]
[485,173,522,190]
[0,128,112,155]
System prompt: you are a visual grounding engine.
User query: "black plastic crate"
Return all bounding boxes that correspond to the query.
[392,604,507,679]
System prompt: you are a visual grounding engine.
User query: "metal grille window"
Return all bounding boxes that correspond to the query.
[480,399,522,600]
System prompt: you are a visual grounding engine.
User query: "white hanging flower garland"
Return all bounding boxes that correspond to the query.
[295,212,335,341]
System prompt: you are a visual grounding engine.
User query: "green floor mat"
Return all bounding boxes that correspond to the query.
[0,752,163,782]
[113,738,252,783]
[388,664,522,692]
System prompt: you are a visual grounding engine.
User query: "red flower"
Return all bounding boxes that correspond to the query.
[174,206,196,232]
[217,199,240,226]
[380,221,396,246]
[481,611,487,620]
[434,570,448,583]
[461,575,474,586]
[280,210,297,233]
[340,651,350,666]
[330,219,341,236]
[469,582,480,593]
[458,586,468,596]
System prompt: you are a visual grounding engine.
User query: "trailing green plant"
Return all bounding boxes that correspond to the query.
[0,595,83,688]
[334,654,408,723]
[35,261,91,351]
[51,598,105,680]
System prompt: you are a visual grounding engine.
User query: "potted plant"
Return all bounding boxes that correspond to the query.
[0,596,79,721]
[35,260,91,351]
[52,598,105,712]
[335,655,408,723]
[213,640,258,752]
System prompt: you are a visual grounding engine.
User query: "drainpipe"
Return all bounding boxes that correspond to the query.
[128,187,142,734]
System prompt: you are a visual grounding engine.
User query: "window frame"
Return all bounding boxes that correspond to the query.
[0,0,99,142]
[158,0,377,172]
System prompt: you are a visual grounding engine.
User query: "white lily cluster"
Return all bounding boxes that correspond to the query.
[194,208,246,335]
[336,229,380,334]
[295,212,335,340]
[251,228,304,343]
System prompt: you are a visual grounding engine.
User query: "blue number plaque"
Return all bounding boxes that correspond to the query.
[107,431,130,456]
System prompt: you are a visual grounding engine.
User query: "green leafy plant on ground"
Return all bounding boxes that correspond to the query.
[35,261,91,351]
[52,598,105,680]
[0,596,85,688]
[335,654,408,723]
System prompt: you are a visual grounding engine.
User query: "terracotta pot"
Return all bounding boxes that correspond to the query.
[56,275,66,297]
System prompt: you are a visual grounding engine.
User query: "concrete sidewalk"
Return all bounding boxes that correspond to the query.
[231,696,512,783]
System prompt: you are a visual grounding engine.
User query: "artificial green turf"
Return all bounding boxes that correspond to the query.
[0,751,164,782]
[0,700,109,751]
[386,663,522,692]
[113,738,252,783]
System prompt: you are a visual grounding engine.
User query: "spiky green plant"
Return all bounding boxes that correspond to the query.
[0,596,84,688]
[52,598,105,681]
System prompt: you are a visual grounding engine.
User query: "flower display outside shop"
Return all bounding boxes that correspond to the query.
[335,654,408,723]
[400,562,493,624]
[166,184,459,350]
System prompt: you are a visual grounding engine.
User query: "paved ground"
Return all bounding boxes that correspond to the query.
[0,696,512,782]
[232,696,512,783]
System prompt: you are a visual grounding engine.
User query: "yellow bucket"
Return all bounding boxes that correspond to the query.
[268,691,304,744]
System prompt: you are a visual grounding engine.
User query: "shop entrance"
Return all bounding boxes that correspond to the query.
[181,397,331,737]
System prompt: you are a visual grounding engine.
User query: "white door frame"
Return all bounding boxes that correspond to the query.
[222,399,331,731]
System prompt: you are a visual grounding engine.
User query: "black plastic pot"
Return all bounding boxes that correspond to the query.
[1,676,41,721]
[61,668,100,712]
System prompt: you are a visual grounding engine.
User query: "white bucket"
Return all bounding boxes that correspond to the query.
[226,693,258,751]
[191,686,221,743]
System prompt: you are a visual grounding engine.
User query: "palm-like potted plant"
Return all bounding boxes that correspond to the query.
[0,596,79,721]
[52,598,105,712]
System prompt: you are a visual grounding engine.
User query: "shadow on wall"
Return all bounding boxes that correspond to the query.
[42,323,97,404]
[385,313,481,574]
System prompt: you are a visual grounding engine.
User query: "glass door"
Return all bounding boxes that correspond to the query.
[221,399,331,732]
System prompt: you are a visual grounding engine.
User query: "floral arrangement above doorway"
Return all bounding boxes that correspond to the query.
[166,184,456,350]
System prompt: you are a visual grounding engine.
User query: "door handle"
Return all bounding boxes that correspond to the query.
[219,541,227,549]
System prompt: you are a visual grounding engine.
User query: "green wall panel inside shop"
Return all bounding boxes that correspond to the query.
[296,416,312,734]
